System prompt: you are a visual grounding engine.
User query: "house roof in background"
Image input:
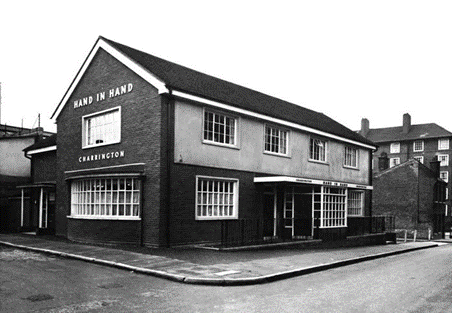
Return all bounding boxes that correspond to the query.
[23,134,56,152]
[365,123,452,143]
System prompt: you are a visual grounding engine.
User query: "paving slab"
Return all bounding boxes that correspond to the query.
[0,234,440,285]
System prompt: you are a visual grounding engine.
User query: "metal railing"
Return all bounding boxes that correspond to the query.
[220,215,396,247]
[347,215,395,237]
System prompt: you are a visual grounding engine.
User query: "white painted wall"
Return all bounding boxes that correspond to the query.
[174,100,370,184]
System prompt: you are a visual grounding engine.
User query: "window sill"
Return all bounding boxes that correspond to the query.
[343,165,360,171]
[82,140,121,150]
[67,215,140,221]
[308,159,329,165]
[263,151,291,159]
[195,216,238,221]
[202,140,239,150]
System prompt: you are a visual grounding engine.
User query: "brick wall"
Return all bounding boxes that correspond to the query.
[55,49,164,245]
[373,161,439,238]
[168,163,261,246]
[32,151,56,182]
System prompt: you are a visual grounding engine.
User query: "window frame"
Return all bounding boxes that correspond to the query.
[438,154,449,166]
[389,157,400,168]
[70,177,141,220]
[413,156,424,164]
[202,109,238,148]
[309,138,328,163]
[82,106,121,149]
[195,175,239,220]
[440,171,449,183]
[347,190,364,217]
[344,146,359,169]
[413,140,424,152]
[390,142,400,154]
[438,139,450,150]
[320,187,347,228]
[263,124,289,157]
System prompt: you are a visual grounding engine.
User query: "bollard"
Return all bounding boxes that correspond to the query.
[428,228,432,241]
[413,230,417,242]
[404,229,407,243]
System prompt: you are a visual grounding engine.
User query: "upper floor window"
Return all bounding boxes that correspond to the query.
[196,176,238,220]
[82,107,121,148]
[413,140,424,152]
[344,146,358,168]
[310,138,327,162]
[203,111,236,146]
[390,142,400,153]
[264,125,288,155]
[390,157,400,168]
[413,156,424,164]
[439,139,450,150]
[440,171,449,183]
[438,154,449,166]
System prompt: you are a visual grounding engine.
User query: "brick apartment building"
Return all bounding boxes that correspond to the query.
[50,36,376,247]
[359,113,452,233]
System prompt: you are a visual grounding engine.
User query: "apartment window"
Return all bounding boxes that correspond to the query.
[439,139,449,150]
[322,187,346,227]
[440,171,449,183]
[310,138,327,162]
[390,142,400,153]
[203,111,236,146]
[196,176,238,220]
[344,146,358,168]
[71,178,140,218]
[82,107,121,148]
[413,140,424,152]
[348,190,364,216]
[264,125,288,155]
[390,158,400,168]
[413,156,424,164]
[438,154,449,166]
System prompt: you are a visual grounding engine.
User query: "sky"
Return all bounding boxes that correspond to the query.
[1,1,452,134]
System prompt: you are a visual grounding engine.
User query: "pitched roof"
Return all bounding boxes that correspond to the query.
[53,36,375,148]
[23,134,56,152]
[365,123,452,143]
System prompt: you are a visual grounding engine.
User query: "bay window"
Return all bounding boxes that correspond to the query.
[71,177,140,218]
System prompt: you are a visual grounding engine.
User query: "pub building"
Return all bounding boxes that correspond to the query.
[50,36,376,247]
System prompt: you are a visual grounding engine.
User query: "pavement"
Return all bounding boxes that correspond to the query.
[0,233,444,286]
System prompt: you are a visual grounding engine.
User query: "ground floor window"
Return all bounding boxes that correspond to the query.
[196,176,238,220]
[322,187,346,227]
[347,190,364,216]
[71,178,140,218]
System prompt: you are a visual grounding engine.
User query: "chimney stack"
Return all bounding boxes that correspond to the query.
[378,152,389,171]
[360,118,370,137]
[403,113,411,134]
[430,157,441,178]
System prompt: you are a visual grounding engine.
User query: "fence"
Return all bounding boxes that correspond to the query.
[347,215,395,237]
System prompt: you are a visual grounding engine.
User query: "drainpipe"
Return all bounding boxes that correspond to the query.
[166,90,173,247]
[417,166,420,227]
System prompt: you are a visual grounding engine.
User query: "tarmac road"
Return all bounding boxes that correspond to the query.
[1,244,452,312]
